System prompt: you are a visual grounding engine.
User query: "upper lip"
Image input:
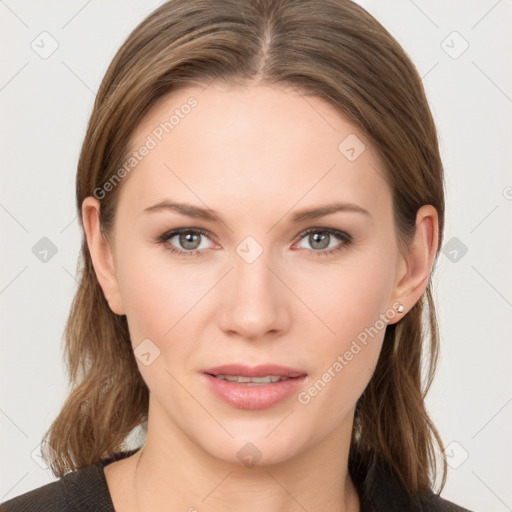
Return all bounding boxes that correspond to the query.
[203,364,307,378]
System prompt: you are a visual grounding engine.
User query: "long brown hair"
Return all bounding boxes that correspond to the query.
[42,0,447,494]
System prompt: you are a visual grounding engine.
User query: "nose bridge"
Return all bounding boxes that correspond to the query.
[218,237,289,339]
[234,245,272,297]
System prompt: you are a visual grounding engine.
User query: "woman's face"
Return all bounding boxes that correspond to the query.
[91,83,412,466]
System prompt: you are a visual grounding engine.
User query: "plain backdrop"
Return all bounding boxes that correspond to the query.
[1,1,511,510]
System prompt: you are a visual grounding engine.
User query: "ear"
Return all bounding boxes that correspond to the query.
[81,196,126,315]
[388,205,439,323]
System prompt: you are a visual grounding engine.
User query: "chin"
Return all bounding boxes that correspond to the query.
[190,418,315,469]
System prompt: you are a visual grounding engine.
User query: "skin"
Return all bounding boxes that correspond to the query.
[82,83,438,512]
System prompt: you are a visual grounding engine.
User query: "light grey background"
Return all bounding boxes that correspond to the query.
[1,1,511,510]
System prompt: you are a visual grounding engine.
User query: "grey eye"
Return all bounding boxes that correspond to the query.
[179,232,202,250]
[308,232,330,250]
[166,230,211,251]
[297,230,345,251]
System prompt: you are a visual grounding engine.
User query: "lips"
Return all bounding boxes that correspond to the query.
[202,364,308,409]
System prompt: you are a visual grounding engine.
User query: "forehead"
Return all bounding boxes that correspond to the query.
[119,83,390,220]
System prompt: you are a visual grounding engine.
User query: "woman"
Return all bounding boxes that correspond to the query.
[0,0,475,510]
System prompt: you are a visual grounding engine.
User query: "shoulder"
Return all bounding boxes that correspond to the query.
[418,492,474,512]
[0,453,125,512]
[350,453,476,512]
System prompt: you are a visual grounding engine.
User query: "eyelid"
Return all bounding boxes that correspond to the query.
[158,227,215,243]
[295,227,352,243]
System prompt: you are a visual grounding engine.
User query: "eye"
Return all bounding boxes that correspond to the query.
[294,228,352,256]
[157,228,214,256]
[156,227,352,258]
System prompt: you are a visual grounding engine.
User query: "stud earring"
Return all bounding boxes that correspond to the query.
[397,304,405,313]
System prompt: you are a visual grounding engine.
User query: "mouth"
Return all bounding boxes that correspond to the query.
[210,375,293,385]
[202,364,308,409]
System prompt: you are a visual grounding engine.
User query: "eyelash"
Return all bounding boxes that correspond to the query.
[156,227,352,258]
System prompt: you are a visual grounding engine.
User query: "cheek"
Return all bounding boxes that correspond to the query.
[295,244,397,346]
[114,244,210,405]
[115,241,208,342]
[291,247,396,413]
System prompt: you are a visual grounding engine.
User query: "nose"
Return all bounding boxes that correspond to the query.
[217,246,291,341]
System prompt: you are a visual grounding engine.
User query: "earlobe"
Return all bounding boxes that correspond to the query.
[388,205,439,323]
[81,196,126,315]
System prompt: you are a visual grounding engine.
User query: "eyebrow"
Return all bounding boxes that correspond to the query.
[143,200,371,223]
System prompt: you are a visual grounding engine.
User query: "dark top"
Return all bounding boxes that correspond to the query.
[0,449,474,511]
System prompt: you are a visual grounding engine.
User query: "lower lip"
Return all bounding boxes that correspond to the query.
[203,374,307,410]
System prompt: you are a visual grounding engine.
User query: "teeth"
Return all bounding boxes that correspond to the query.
[214,375,288,384]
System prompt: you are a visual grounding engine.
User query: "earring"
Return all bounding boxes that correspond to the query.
[397,304,405,313]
